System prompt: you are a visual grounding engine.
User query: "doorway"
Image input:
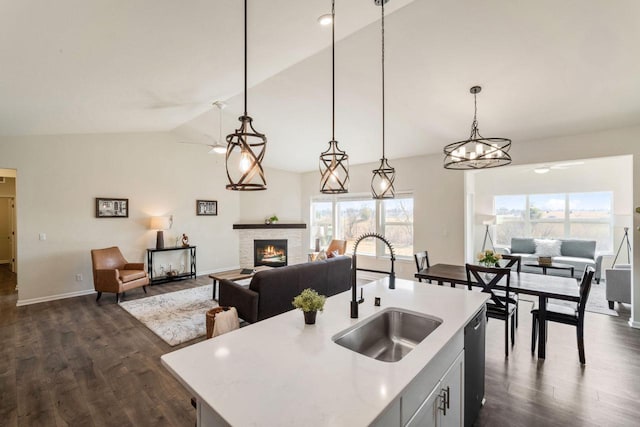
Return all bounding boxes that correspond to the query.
[0,170,17,281]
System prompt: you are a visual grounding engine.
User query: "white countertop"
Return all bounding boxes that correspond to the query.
[161,278,488,426]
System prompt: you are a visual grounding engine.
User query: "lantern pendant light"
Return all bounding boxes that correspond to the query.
[225,0,267,191]
[443,86,512,170]
[371,0,395,199]
[319,0,349,194]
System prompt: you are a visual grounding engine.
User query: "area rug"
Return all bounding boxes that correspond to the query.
[119,285,218,346]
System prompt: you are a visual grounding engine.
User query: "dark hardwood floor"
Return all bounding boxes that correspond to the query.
[1,264,639,426]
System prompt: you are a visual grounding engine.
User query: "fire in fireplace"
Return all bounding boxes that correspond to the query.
[254,239,287,267]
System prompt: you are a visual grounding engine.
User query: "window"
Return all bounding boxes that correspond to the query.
[310,194,414,258]
[494,192,612,251]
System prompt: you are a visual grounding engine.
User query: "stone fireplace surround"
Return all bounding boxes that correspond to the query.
[234,223,306,268]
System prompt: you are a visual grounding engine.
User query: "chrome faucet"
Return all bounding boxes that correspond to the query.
[350,233,396,318]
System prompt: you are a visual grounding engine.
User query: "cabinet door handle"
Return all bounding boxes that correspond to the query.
[438,387,449,416]
[445,385,450,409]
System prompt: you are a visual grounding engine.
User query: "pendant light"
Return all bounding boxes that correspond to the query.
[319,0,349,194]
[225,0,267,191]
[371,0,395,199]
[211,101,227,154]
[443,86,512,170]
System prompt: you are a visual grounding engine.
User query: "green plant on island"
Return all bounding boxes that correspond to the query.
[292,288,326,313]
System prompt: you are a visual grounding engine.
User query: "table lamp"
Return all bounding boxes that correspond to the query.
[150,216,171,249]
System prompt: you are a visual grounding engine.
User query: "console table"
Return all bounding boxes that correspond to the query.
[147,246,196,284]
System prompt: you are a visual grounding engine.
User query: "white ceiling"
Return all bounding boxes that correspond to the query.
[3,0,640,173]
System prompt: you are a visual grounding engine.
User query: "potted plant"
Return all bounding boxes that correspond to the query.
[292,288,326,325]
[269,214,279,224]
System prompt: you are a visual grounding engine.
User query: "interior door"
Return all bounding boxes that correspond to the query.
[0,198,11,265]
[9,197,16,273]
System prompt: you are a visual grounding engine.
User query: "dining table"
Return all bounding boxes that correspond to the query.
[415,263,581,359]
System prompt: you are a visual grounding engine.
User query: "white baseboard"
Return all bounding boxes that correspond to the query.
[16,289,96,307]
[628,319,640,329]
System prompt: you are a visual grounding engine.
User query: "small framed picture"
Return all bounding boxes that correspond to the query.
[96,197,129,218]
[197,200,218,216]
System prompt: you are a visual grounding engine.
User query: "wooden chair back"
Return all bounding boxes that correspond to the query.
[577,266,595,318]
[326,239,347,256]
[466,264,511,312]
[414,251,430,272]
[500,254,521,273]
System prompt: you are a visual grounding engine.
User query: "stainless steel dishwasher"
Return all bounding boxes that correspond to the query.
[464,306,486,427]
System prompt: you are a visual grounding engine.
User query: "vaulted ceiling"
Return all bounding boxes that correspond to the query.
[2,0,640,172]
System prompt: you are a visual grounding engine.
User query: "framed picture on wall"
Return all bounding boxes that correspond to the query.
[96,197,129,218]
[196,200,217,216]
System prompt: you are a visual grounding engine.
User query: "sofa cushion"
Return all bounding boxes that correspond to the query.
[511,238,536,254]
[534,239,562,257]
[560,239,596,259]
[119,270,147,282]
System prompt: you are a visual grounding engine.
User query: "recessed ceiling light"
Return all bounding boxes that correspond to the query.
[317,14,333,26]
[534,167,550,174]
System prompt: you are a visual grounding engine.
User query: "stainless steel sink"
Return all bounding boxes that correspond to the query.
[332,308,442,362]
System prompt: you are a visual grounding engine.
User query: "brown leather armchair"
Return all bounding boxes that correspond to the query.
[91,246,149,302]
[326,239,347,256]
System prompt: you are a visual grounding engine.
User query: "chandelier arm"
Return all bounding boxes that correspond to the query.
[332,0,335,140]
[381,1,385,159]
[244,0,248,116]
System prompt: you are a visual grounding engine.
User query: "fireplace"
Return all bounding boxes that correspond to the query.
[254,239,288,267]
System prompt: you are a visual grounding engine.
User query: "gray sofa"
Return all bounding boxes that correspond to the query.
[505,237,603,282]
[218,256,352,323]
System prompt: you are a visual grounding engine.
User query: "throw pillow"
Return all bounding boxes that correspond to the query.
[316,250,327,261]
[326,250,340,259]
[534,239,562,257]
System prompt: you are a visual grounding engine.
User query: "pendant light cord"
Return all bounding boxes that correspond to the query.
[331,0,335,141]
[244,0,248,117]
[381,1,385,159]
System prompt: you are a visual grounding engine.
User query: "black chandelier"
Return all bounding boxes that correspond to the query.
[443,86,512,170]
[319,0,349,194]
[225,0,267,191]
[371,0,395,199]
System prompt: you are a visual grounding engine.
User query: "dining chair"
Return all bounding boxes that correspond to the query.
[414,251,431,283]
[530,266,595,364]
[498,254,521,328]
[466,264,516,357]
[500,254,521,273]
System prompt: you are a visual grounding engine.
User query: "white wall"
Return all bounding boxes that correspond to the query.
[239,167,302,223]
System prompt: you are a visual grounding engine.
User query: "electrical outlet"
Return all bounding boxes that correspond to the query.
[75,274,83,281]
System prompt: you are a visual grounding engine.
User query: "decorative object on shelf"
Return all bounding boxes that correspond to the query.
[196,200,217,216]
[443,86,512,170]
[181,233,189,247]
[477,249,502,267]
[150,216,172,249]
[225,0,267,191]
[292,288,327,325]
[319,0,349,194]
[268,214,278,224]
[264,218,271,225]
[95,197,128,218]
[371,0,395,199]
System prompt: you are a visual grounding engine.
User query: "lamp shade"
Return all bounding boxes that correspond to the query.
[475,214,496,226]
[150,216,171,230]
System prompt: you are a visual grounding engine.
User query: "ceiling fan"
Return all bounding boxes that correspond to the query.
[177,101,227,154]
[533,161,584,174]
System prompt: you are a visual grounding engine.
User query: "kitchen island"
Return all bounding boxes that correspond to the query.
[161,278,489,426]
